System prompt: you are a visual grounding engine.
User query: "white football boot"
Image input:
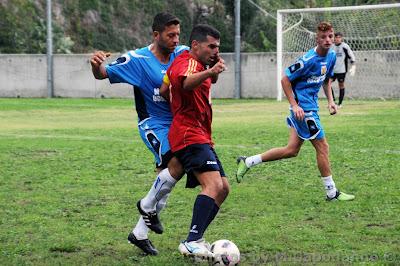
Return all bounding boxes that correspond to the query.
[178,238,213,261]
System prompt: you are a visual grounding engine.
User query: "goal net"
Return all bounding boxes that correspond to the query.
[276,4,400,100]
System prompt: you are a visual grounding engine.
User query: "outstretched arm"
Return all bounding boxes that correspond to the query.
[90,51,110,80]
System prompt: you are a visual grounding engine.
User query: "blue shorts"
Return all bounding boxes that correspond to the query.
[138,118,173,168]
[174,144,226,188]
[286,110,325,140]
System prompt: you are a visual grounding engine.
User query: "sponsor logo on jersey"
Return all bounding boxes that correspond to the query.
[153,88,166,102]
[206,161,217,165]
[307,74,326,84]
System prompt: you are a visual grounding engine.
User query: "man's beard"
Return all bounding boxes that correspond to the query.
[159,42,174,55]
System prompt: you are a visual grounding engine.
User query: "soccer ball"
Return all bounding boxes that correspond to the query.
[210,239,240,265]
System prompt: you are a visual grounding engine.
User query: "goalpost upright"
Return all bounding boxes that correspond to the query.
[276,3,400,101]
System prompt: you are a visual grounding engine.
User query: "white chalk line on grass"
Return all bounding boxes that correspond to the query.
[0,133,264,149]
[2,133,396,153]
[0,133,139,143]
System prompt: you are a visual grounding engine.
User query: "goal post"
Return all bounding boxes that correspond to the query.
[276,3,400,101]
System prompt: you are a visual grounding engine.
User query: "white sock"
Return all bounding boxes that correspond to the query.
[321,175,337,198]
[132,217,149,240]
[156,193,169,213]
[132,186,169,240]
[132,186,171,240]
[141,168,177,213]
[245,154,262,168]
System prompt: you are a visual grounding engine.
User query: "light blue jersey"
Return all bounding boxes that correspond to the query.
[105,45,189,123]
[285,47,336,111]
[105,45,188,167]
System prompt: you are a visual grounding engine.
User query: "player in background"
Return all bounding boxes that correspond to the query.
[331,32,356,107]
[90,12,188,255]
[236,22,355,202]
[164,24,229,260]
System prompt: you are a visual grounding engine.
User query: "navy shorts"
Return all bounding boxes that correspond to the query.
[332,73,346,83]
[174,143,226,188]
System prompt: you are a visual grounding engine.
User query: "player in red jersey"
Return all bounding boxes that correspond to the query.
[162,24,228,260]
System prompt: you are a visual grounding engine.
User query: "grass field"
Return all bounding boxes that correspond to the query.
[0,98,399,265]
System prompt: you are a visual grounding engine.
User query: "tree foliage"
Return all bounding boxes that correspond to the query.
[0,0,397,53]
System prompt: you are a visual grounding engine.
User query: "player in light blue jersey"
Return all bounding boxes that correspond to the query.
[236,22,354,201]
[90,12,188,255]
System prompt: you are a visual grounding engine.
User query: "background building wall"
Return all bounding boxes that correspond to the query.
[0,52,399,99]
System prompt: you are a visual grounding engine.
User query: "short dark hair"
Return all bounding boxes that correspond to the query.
[152,12,180,32]
[335,32,343,37]
[189,24,220,45]
[317,21,333,32]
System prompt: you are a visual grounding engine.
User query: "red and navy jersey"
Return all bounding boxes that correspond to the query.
[167,50,213,152]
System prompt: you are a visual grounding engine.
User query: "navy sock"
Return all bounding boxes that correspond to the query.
[331,88,336,102]
[186,194,215,242]
[339,88,345,105]
[204,203,220,230]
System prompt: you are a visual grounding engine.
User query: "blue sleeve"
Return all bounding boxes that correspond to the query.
[285,58,306,81]
[105,51,142,86]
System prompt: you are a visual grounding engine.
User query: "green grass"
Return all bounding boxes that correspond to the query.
[0,98,399,265]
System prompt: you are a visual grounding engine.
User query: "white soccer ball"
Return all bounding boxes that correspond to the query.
[210,239,240,265]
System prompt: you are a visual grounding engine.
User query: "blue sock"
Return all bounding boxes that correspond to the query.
[186,194,215,242]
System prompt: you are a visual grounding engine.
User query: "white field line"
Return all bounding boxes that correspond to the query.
[0,133,138,143]
[1,133,397,152]
[0,133,266,149]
